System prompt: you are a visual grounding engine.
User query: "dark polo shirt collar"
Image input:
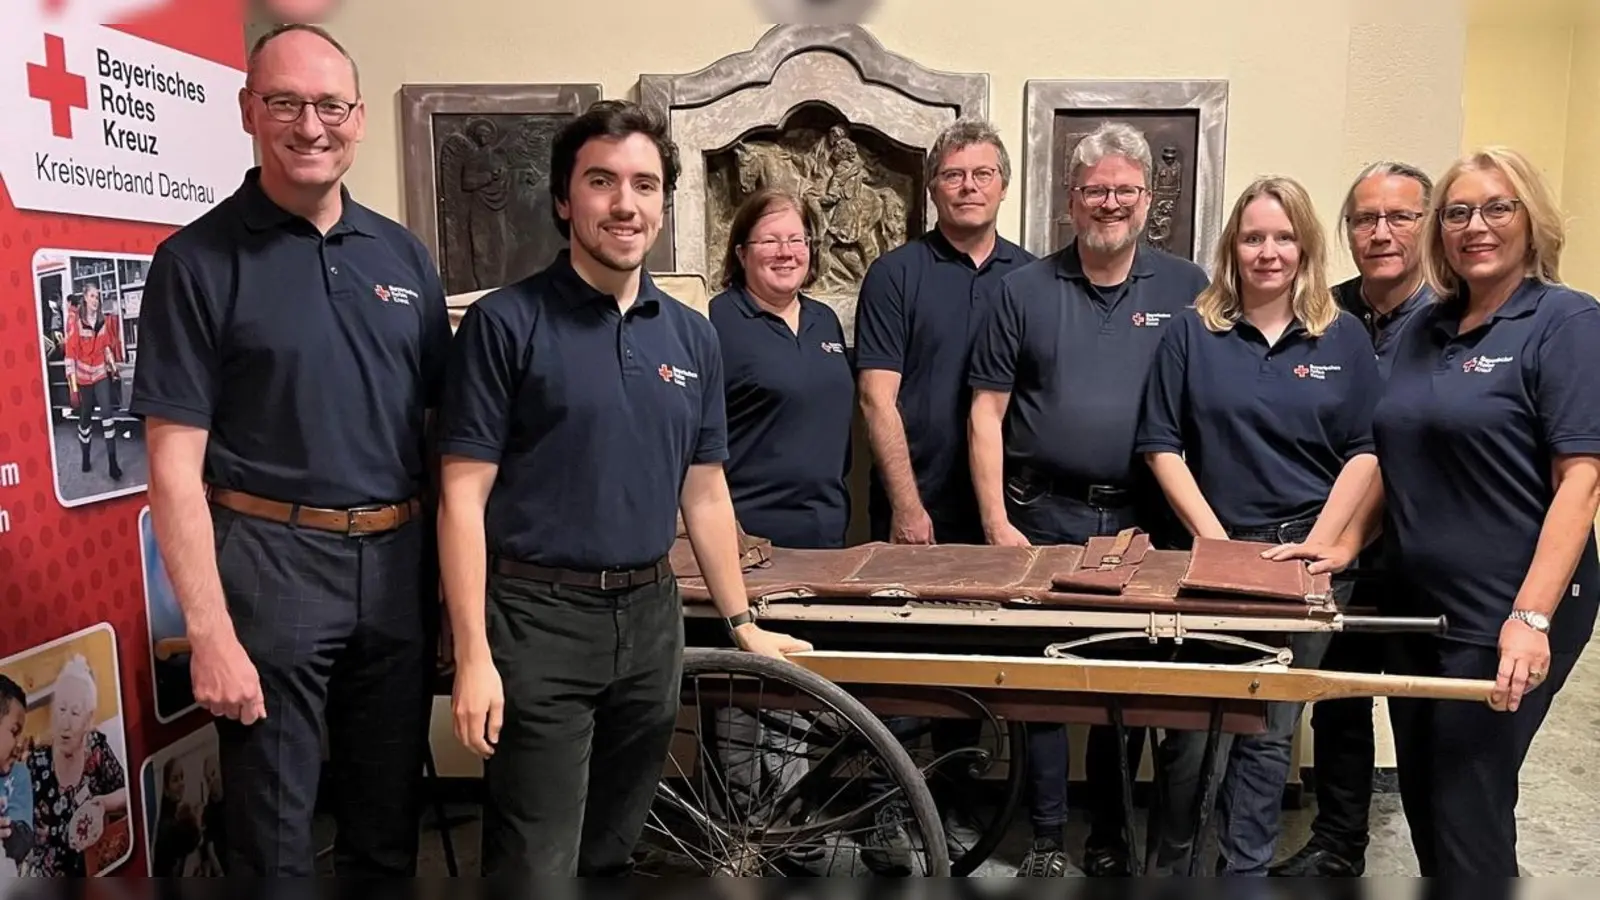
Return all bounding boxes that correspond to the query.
[1053,240,1158,282]
[926,226,1020,269]
[236,167,379,239]
[1337,276,1432,332]
[547,248,665,315]
[1432,276,1545,337]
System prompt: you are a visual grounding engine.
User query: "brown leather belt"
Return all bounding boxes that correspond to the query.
[208,487,421,536]
[493,556,670,591]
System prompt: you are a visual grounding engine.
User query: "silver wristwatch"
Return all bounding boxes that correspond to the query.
[1509,609,1550,633]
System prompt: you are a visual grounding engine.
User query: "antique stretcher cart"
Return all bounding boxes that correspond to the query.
[153,530,1494,878]
[640,530,1495,877]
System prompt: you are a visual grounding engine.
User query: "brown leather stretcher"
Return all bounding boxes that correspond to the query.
[668,526,1337,619]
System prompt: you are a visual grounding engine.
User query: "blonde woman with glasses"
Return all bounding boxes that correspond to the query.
[1134,175,1383,875]
[1271,146,1600,876]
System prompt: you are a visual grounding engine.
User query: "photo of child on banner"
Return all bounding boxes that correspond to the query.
[0,623,133,877]
[32,248,152,508]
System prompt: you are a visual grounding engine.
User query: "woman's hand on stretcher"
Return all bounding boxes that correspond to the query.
[733,623,813,660]
[1258,539,1357,575]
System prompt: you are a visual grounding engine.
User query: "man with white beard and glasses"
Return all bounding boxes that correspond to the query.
[967,121,1210,876]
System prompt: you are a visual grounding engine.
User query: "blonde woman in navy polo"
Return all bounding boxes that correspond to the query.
[1274,147,1600,877]
[1134,175,1383,875]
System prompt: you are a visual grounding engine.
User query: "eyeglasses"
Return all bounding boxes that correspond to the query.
[248,90,358,126]
[1073,184,1147,206]
[1439,198,1522,230]
[1346,210,1423,234]
[937,167,1000,188]
[745,236,811,252]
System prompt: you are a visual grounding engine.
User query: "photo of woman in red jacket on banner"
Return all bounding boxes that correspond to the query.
[32,249,150,508]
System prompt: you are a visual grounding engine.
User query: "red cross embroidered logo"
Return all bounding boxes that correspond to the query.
[374,285,391,302]
[1132,312,1145,326]
[1293,364,1309,378]
[27,34,88,139]
[659,364,673,382]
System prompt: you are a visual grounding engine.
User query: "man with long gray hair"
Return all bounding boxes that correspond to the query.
[968,120,1208,875]
[1270,159,1434,878]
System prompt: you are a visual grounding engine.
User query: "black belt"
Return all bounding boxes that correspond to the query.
[492,556,670,590]
[1021,468,1135,508]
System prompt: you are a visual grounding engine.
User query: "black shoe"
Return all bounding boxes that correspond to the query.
[1082,842,1132,876]
[1269,843,1365,876]
[1016,837,1083,877]
[858,801,913,876]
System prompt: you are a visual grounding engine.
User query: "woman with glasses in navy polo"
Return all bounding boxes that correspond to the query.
[703,186,854,872]
[1134,175,1384,875]
[1272,147,1600,877]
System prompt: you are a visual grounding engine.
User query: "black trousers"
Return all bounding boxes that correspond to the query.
[1300,628,1382,859]
[1385,633,1583,876]
[211,503,435,877]
[480,569,684,876]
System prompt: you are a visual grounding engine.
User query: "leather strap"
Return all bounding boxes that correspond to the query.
[208,487,420,535]
[494,556,670,591]
[1096,528,1138,570]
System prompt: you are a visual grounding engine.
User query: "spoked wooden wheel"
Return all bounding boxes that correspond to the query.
[636,649,950,876]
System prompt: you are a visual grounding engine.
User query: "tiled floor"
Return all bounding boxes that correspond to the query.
[324,629,1599,876]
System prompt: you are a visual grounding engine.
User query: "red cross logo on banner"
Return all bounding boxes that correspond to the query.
[27,34,88,139]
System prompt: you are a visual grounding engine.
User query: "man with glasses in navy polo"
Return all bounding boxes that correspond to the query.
[852,119,1034,874]
[968,121,1208,877]
[131,25,450,876]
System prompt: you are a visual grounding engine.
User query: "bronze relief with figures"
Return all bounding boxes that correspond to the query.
[704,107,920,307]
[399,83,602,298]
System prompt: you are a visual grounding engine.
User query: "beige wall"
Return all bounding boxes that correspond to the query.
[312,0,1466,286]
[1460,0,1600,295]
[1561,25,1600,295]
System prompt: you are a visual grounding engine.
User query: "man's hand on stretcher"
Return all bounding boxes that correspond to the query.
[732,621,812,660]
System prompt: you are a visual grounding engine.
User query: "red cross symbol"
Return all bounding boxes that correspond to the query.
[658,364,673,382]
[1293,364,1309,378]
[27,34,88,140]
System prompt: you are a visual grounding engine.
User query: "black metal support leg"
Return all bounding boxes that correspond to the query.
[1108,698,1145,876]
[1185,704,1228,877]
[424,747,460,876]
[1144,733,1167,874]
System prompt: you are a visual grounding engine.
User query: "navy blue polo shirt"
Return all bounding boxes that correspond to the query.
[130,168,452,508]
[969,241,1209,485]
[854,228,1036,529]
[709,287,854,549]
[1135,308,1382,530]
[1334,276,1433,378]
[1373,279,1600,652]
[438,251,727,570]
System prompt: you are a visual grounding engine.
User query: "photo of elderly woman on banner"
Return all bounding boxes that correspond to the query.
[0,622,133,877]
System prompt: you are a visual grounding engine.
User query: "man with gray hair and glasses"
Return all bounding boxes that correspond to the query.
[1270,159,1434,878]
[968,120,1207,876]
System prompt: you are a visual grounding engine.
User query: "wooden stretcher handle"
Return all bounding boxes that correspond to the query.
[784,650,1499,705]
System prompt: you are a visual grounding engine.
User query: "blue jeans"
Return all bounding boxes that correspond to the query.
[1203,516,1344,876]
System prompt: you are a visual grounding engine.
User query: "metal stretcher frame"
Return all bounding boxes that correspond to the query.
[672,537,1492,876]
